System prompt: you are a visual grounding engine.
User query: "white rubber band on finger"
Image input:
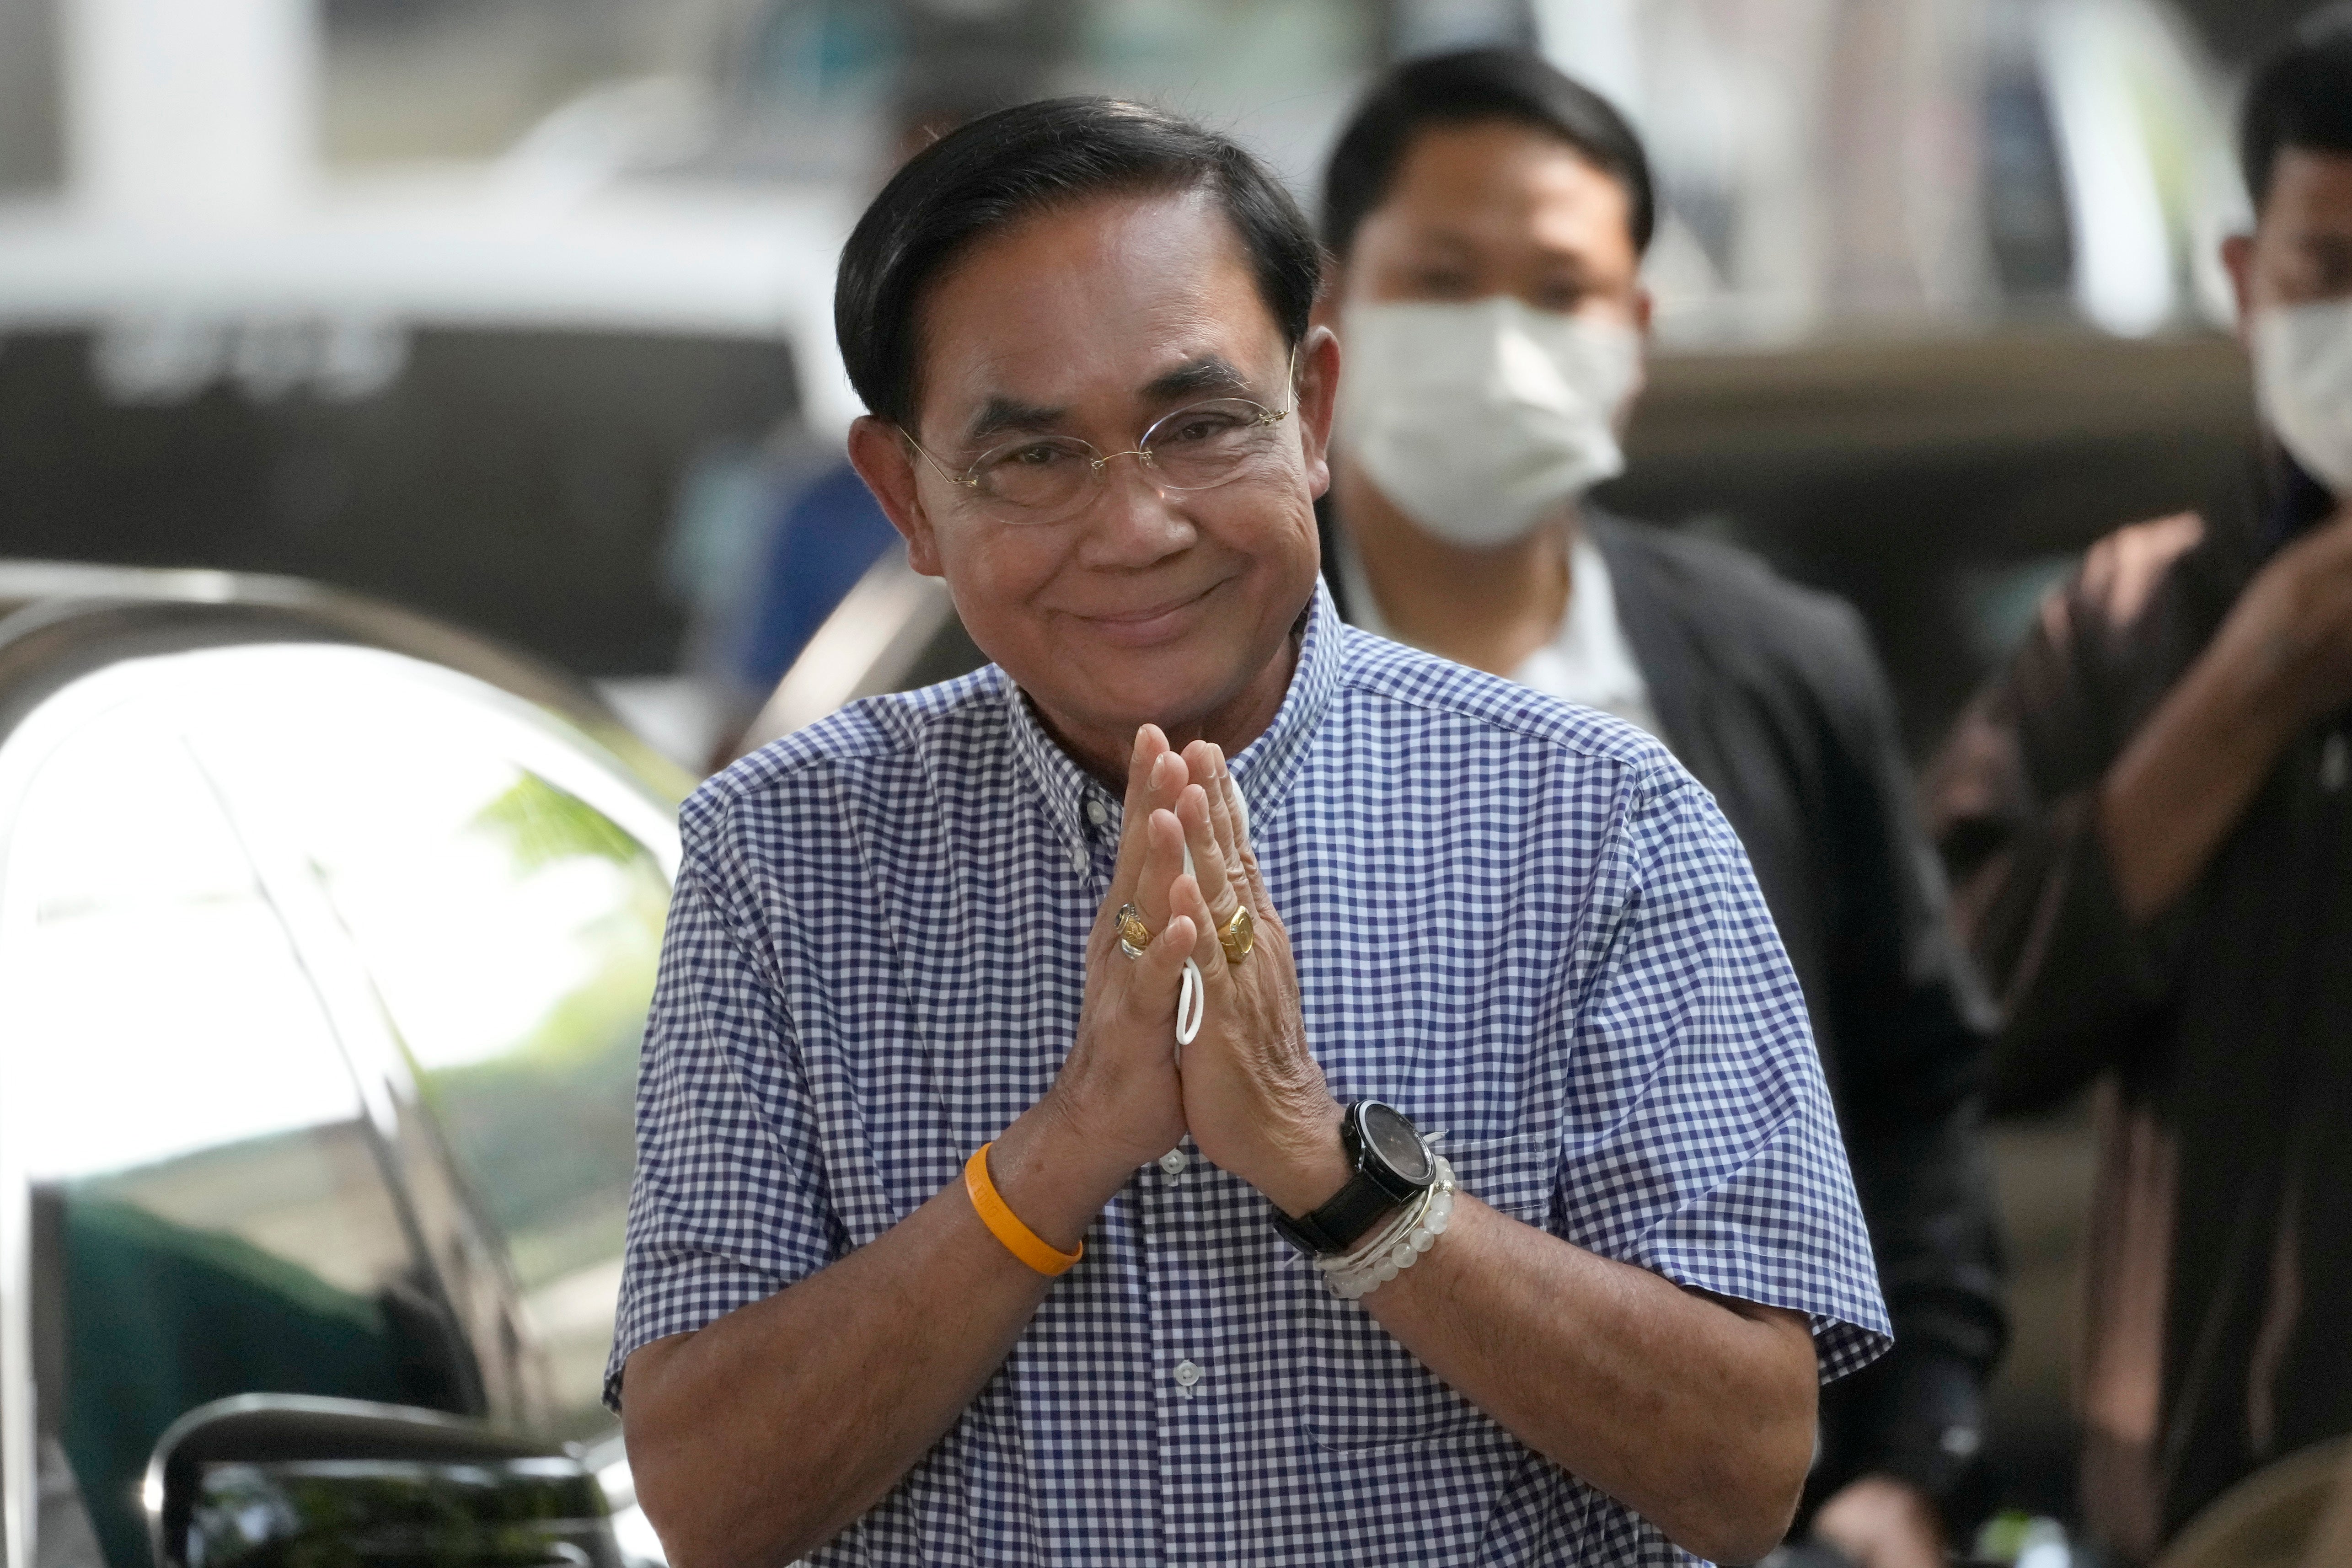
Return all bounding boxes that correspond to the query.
[1170,782,1246,1053]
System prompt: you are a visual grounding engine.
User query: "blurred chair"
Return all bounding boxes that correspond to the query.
[2147,1435,2352,1568]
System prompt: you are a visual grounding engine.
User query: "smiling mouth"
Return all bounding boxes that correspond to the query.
[1070,580,1224,641]
[1091,589,1208,621]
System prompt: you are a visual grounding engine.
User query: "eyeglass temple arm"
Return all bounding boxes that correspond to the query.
[899,428,979,488]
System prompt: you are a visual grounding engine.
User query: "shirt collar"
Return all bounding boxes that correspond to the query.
[1000,579,1347,856]
[2261,445,2339,557]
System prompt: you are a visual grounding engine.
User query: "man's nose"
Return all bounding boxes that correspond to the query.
[1080,450,1195,564]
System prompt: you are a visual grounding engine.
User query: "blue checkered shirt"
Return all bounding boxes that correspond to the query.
[609,581,1890,1566]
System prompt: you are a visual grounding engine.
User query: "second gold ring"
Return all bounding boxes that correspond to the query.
[1217,904,1255,965]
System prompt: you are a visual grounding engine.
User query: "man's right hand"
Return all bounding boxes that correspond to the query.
[2204,502,2352,727]
[988,725,1199,1251]
[2102,499,2352,922]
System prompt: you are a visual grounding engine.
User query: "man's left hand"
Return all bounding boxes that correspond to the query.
[1809,1475,1946,1568]
[1143,739,1350,1217]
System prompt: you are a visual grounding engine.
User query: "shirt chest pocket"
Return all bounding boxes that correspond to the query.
[1294,1130,1558,1453]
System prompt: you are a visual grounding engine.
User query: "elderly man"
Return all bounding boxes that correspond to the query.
[1924,12,2352,1564]
[610,97,1887,1567]
[1312,51,2005,1568]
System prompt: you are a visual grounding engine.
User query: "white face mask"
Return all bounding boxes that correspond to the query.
[2253,299,2352,497]
[1336,296,1643,547]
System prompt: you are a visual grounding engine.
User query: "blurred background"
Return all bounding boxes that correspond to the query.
[1,0,2313,755]
[1,0,2344,1557]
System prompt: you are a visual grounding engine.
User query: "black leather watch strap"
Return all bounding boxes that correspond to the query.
[1270,1176,1403,1255]
[1270,1102,1433,1256]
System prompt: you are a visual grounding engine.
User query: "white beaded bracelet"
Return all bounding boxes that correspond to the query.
[1314,1155,1457,1300]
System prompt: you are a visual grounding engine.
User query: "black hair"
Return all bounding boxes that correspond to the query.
[2240,5,2352,212]
[1321,48,1655,263]
[834,96,1323,429]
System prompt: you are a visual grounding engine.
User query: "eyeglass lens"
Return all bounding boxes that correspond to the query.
[965,396,1288,518]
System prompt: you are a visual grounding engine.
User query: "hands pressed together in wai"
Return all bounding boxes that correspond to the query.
[1044,724,1350,1222]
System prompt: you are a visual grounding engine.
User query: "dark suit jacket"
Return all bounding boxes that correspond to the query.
[1321,504,2008,1526]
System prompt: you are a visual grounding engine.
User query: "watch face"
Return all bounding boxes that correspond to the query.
[1361,1103,1432,1184]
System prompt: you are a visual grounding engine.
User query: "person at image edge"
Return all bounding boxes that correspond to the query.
[1923,12,2352,1565]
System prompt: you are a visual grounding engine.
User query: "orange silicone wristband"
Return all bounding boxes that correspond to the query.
[964,1142,1083,1277]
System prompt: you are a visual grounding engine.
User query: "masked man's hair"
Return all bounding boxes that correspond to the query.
[2241,5,2352,212]
[835,97,1322,430]
[1320,48,1655,264]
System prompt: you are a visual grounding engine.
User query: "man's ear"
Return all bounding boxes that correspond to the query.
[1295,323,1341,501]
[2221,231,2258,344]
[847,415,945,578]
[1610,282,1656,439]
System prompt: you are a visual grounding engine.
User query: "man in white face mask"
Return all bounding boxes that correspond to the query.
[1924,12,2352,1567]
[1317,55,1652,724]
[1317,50,2005,1568]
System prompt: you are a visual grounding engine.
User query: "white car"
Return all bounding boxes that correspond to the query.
[0,562,683,1568]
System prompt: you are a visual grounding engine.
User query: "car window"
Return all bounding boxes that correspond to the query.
[0,717,456,1568]
[193,654,672,1444]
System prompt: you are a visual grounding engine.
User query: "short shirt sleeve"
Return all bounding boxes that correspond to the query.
[1558,772,1892,1381]
[603,829,847,1411]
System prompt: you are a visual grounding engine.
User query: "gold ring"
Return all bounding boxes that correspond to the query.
[1115,903,1152,959]
[1218,904,1255,965]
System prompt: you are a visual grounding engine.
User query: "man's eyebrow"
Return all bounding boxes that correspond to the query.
[1403,227,1480,253]
[964,397,1066,444]
[1143,356,1254,403]
[959,358,1256,445]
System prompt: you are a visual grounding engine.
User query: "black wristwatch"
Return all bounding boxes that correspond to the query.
[1270,1101,1437,1255]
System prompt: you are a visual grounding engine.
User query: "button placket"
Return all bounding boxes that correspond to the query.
[1145,1157,1214,1414]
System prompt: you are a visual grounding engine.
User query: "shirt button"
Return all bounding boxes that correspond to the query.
[1157,1149,1189,1177]
[1173,1359,1202,1389]
[1086,799,1109,826]
[1068,846,1088,873]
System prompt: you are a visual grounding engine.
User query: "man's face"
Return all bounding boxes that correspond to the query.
[1333,118,1650,341]
[854,189,1335,754]
[2227,145,2352,321]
